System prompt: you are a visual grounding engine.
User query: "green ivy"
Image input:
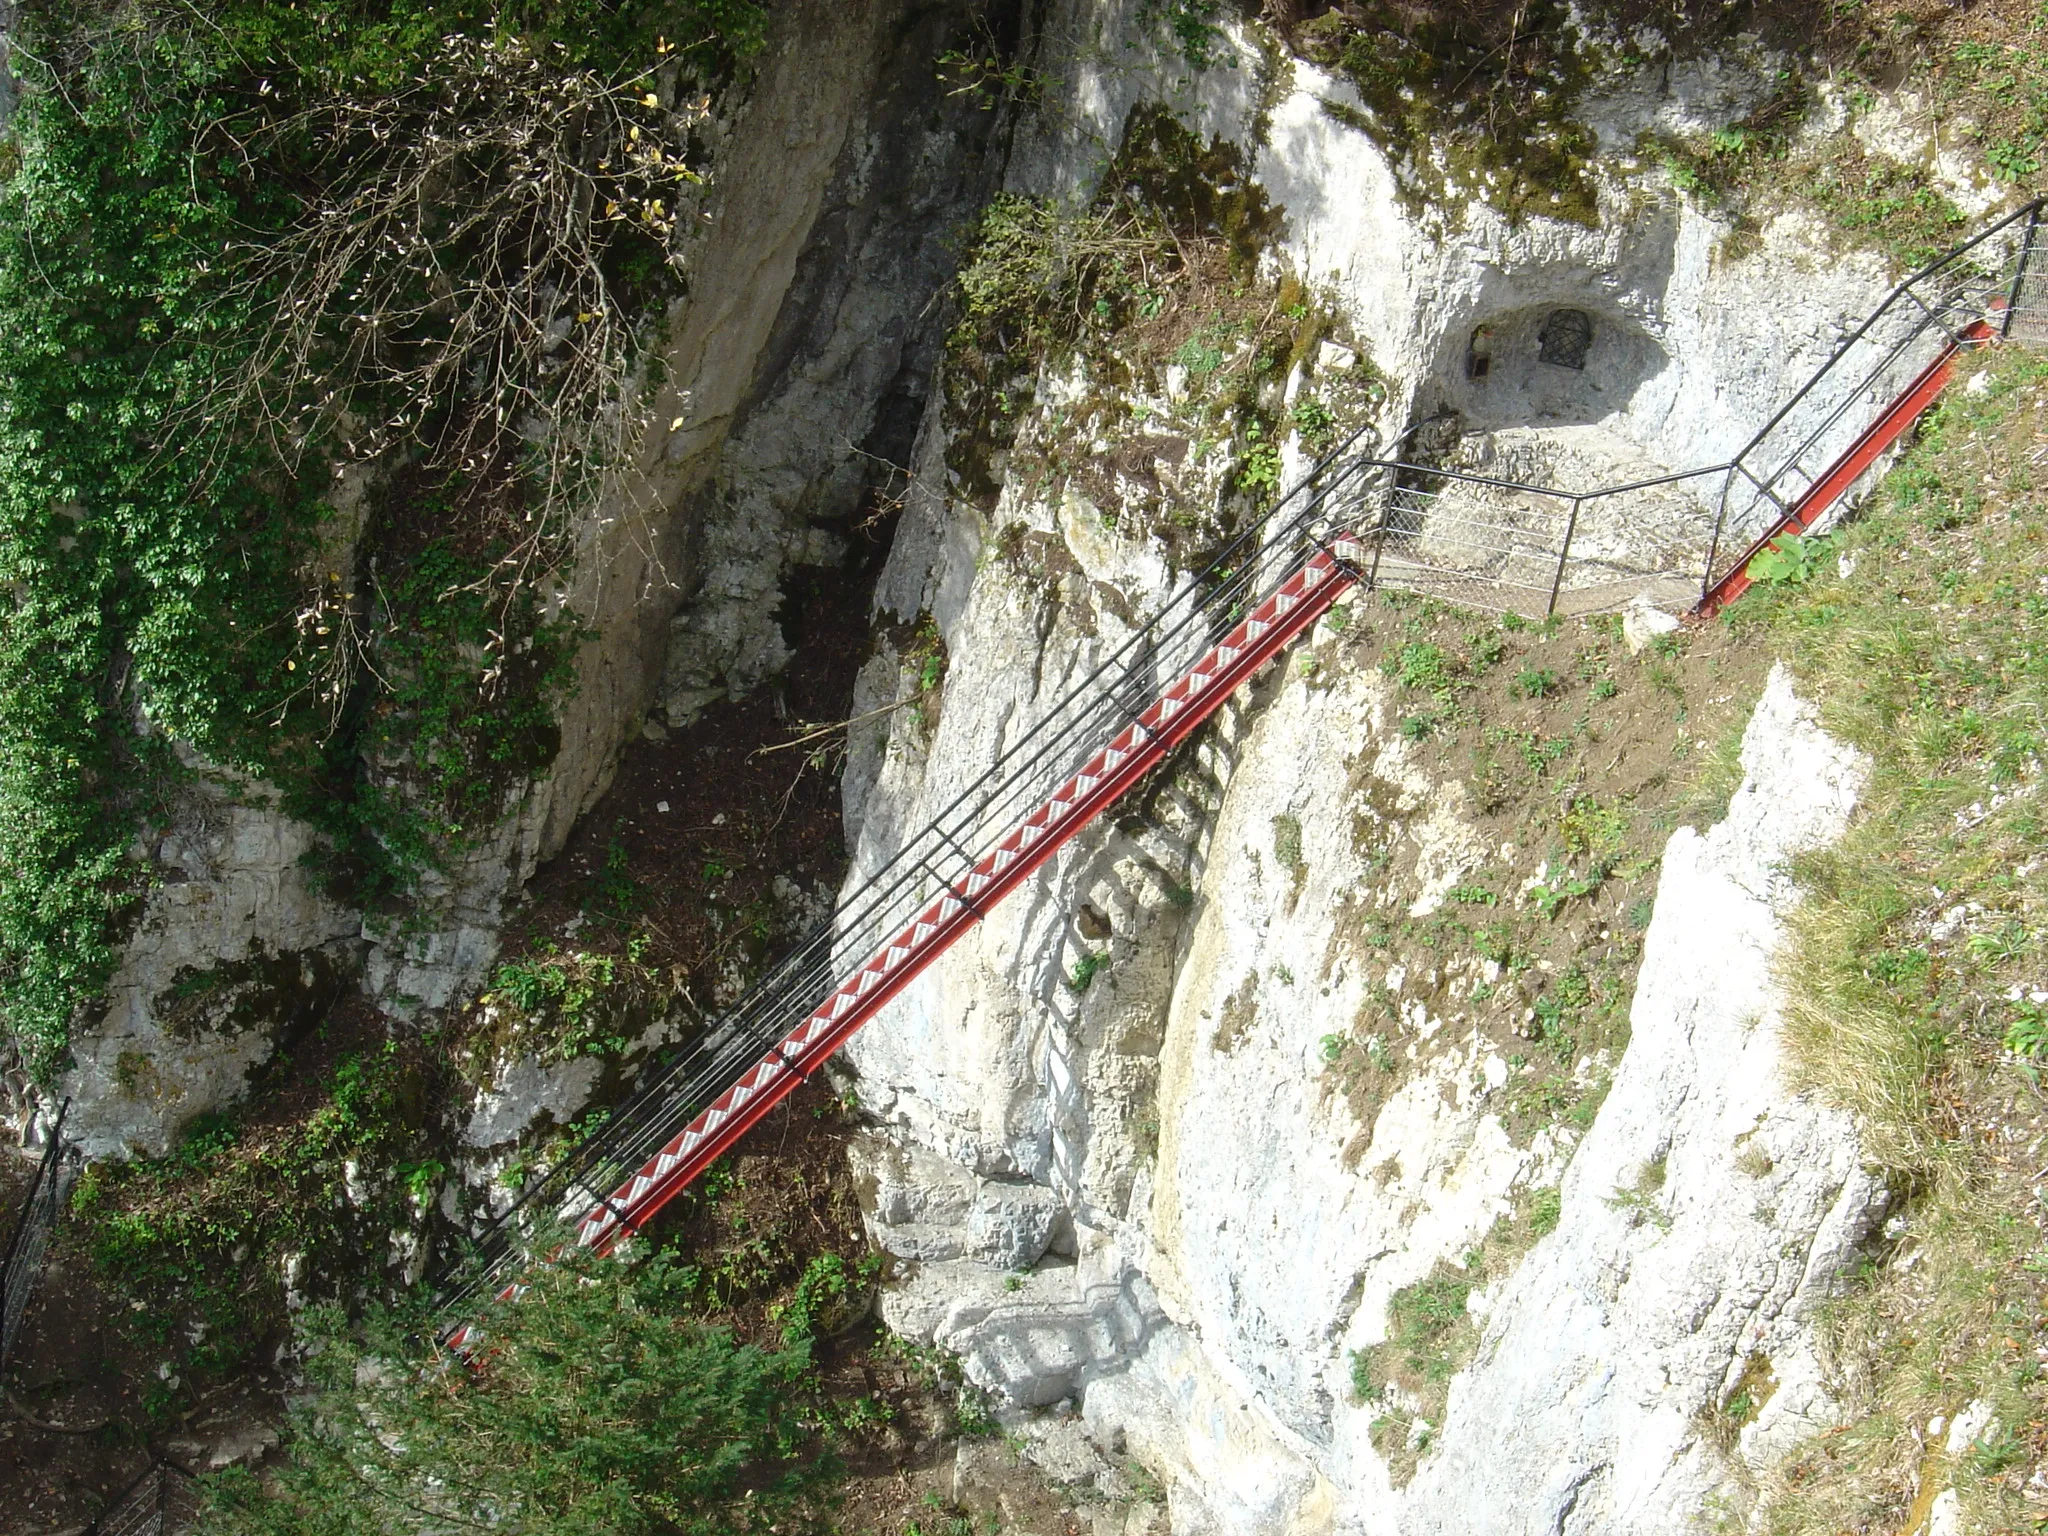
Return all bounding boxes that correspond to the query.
[0,0,766,1076]
[1138,0,1232,71]
[0,28,318,1077]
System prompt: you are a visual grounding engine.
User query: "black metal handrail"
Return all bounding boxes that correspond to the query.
[434,197,2044,1322]
[1,1098,69,1383]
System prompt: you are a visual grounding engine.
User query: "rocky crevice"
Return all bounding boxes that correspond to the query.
[32,0,1032,1162]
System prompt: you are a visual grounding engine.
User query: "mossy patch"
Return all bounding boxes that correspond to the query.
[1212,969,1259,1054]
[1351,1183,1562,1485]
[1289,1,1603,227]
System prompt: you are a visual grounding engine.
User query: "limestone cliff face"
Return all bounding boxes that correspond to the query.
[17,2,1941,1520]
[37,0,1012,1157]
[836,6,1906,1530]
[1400,669,1877,1533]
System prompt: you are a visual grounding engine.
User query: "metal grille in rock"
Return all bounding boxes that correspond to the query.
[435,198,2045,1337]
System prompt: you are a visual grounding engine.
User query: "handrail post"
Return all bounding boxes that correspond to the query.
[1365,465,1393,592]
[2004,203,2041,340]
[1547,496,1583,619]
[1702,465,1736,601]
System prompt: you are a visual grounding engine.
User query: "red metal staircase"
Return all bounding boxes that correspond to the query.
[437,198,2044,1337]
[570,538,1364,1255]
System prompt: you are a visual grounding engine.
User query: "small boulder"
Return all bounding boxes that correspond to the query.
[1622,596,1681,656]
[1317,340,1359,373]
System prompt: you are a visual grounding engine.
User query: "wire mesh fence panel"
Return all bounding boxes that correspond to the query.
[1721,309,1946,557]
[1557,472,1725,608]
[1,1102,70,1382]
[2009,229,2048,341]
[1368,479,1572,618]
[89,1463,203,1536]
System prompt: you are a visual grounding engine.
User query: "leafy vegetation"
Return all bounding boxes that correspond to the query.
[1067,950,1109,993]
[0,0,765,1077]
[197,1245,823,1536]
[1746,529,1833,587]
[482,938,672,1064]
[952,193,1176,364]
[71,1039,439,1410]
[1139,0,1234,72]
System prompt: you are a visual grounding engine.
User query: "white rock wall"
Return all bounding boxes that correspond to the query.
[1401,667,1879,1533]
[842,8,1904,1530]
[859,631,1875,1533]
[59,787,360,1159]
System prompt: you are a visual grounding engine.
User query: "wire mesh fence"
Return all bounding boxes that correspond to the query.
[87,1461,204,1536]
[434,196,2044,1329]
[1,1100,70,1383]
[2008,208,2048,345]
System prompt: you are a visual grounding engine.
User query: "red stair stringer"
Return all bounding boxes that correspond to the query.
[571,539,1366,1255]
[1697,319,1997,616]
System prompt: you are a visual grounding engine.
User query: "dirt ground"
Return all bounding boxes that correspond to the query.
[497,545,888,997]
[1,1152,269,1534]
[1304,589,1775,1153]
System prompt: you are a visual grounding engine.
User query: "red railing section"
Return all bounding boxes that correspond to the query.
[1697,317,1999,615]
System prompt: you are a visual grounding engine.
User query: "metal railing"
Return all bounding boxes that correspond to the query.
[434,197,2043,1324]
[1363,198,2043,617]
[87,1461,203,1536]
[2,1099,70,1382]
[436,444,1389,1322]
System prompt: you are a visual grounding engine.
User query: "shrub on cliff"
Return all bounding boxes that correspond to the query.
[197,1244,823,1536]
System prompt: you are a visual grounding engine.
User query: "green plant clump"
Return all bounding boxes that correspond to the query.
[71,1042,436,1398]
[1139,0,1233,71]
